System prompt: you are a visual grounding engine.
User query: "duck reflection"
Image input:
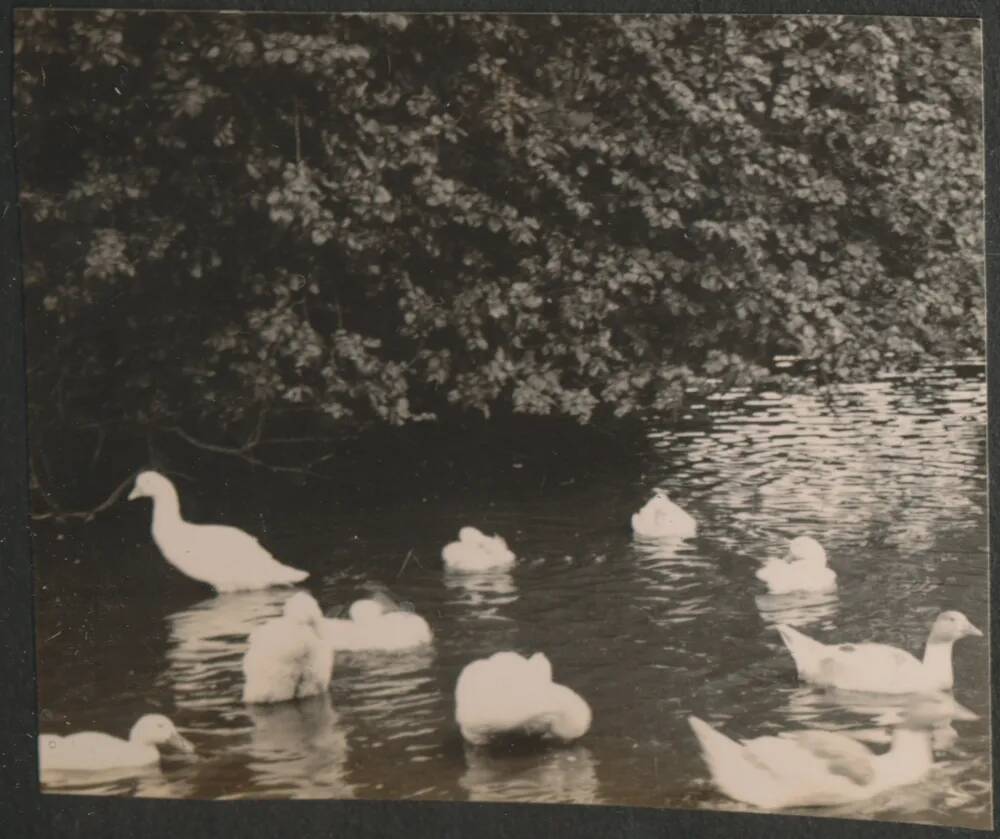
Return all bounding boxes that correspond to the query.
[460,742,600,804]
[243,693,354,799]
[40,757,201,800]
[631,537,687,565]
[333,648,438,727]
[781,685,977,752]
[754,590,839,629]
[443,570,518,619]
[161,590,296,714]
[798,758,980,824]
[39,763,165,796]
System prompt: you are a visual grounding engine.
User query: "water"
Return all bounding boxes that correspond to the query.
[33,371,990,828]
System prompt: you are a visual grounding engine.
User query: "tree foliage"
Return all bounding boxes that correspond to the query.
[14,12,985,501]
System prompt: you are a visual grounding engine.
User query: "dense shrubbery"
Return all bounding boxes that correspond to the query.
[14,12,984,508]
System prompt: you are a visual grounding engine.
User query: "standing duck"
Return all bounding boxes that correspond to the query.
[129,470,308,592]
[756,536,837,594]
[242,592,335,704]
[631,491,697,540]
[776,610,982,693]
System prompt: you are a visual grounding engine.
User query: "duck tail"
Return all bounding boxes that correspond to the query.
[688,716,745,774]
[277,565,309,585]
[775,623,826,680]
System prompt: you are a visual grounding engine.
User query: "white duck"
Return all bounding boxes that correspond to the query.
[688,693,959,810]
[39,714,194,772]
[455,651,592,746]
[129,471,308,592]
[631,491,697,540]
[322,598,433,652]
[777,610,982,694]
[442,526,516,573]
[242,592,335,704]
[756,536,837,595]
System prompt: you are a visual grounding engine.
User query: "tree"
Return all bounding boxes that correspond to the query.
[13,11,985,511]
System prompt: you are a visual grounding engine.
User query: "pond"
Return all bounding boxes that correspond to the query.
[33,369,990,828]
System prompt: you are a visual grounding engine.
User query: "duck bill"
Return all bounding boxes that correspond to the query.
[965,623,984,638]
[167,731,196,754]
[952,702,980,722]
[127,487,141,501]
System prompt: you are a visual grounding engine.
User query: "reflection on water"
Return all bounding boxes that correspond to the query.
[35,372,990,827]
[39,763,166,797]
[240,695,353,799]
[161,590,295,720]
[460,744,601,804]
[754,591,840,629]
[443,570,518,619]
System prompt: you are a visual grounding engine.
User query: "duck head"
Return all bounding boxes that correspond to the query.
[544,684,593,741]
[527,652,553,683]
[349,599,385,623]
[458,526,489,543]
[928,610,982,643]
[787,536,827,565]
[130,714,195,753]
[283,592,324,627]
[128,471,174,501]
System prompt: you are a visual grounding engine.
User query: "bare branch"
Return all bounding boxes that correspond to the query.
[166,425,333,479]
[31,470,140,524]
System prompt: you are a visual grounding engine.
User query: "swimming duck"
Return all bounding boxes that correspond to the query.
[688,693,958,810]
[776,610,982,694]
[631,491,697,540]
[129,471,308,592]
[242,592,335,704]
[442,526,516,573]
[455,651,592,746]
[322,598,433,652]
[756,536,836,595]
[39,714,194,772]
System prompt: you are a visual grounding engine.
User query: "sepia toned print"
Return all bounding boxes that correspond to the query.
[15,10,988,828]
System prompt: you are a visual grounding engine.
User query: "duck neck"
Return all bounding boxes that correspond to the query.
[921,640,955,689]
[150,485,183,535]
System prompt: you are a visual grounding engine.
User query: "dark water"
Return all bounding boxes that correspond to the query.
[34,372,991,828]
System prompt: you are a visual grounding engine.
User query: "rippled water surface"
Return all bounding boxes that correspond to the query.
[34,371,991,827]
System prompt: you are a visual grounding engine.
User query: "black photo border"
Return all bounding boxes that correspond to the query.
[1,0,997,836]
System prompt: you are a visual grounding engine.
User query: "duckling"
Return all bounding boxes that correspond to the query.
[242,592,334,704]
[442,526,516,573]
[631,491,697,540]
[756,536,837,594]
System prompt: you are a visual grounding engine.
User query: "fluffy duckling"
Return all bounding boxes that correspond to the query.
[455,651,591,746]
[631,491,697,540]
[756,536,837,595]
[242,592,334,704]
[322,598,433,652]
[442,526,516,573]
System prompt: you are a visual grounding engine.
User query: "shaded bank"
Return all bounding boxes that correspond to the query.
[31,412,652,526]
